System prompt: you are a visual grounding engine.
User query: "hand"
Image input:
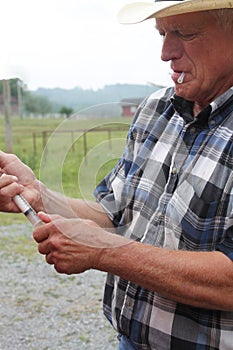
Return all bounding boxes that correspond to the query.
[33,212,106,275]
[0,151,42,212]
[0,151,35,185]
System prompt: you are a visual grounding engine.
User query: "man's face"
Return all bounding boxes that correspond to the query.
[156,11,233,106]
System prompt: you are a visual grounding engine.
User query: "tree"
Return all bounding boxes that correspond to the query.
[0,78,25,98]
[59,106,74,118]
[24,92,53,115]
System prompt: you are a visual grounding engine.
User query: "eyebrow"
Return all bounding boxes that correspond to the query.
[155,22,205,34]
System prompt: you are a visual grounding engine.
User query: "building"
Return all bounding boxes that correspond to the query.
[120,98,144,117]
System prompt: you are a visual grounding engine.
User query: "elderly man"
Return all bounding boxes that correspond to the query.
[0,0,233,349]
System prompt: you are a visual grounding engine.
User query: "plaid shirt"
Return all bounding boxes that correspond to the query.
[95,86,233,350]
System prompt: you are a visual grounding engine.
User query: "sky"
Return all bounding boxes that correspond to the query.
[1,0,172,91]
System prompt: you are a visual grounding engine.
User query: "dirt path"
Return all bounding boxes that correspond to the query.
[0,224,117,349]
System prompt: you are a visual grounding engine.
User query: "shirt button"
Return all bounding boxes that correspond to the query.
[126,300,132,307]
[210,119,215,126]
[172,167,177,175]
[189,126,196,133]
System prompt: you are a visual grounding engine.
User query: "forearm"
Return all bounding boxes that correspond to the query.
[97,242,233,311]
[37,181,114,229]
[0,151,113,229]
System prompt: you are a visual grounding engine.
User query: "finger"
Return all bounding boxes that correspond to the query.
[45,252,55,265]
[0,182,24,197]
[38,211,52,223]
[38,240,51,255]
[0,173,18,183]
[0,173,21,188]
[33,224,51,243]
[38,212,63,222]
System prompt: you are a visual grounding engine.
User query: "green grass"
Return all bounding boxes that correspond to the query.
[0,115,131,225]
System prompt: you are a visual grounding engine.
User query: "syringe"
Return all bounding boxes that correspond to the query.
[13,193,43,227]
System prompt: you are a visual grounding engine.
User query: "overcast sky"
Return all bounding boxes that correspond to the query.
[1,0,172,90]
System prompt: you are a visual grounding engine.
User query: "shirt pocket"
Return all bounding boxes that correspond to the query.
[166,180,226,251]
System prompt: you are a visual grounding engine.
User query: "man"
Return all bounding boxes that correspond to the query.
[0,0,233,349]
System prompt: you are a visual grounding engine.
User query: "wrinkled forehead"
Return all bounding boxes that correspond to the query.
[155,11,215,30]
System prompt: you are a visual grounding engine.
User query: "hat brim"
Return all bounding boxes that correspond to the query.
[117,0,233,24]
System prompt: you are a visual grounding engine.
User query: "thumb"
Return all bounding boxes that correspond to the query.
[38,211,52,223]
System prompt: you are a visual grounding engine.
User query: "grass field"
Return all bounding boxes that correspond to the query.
[0,115,132,225]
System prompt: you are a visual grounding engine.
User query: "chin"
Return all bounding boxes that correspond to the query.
[174,84,194,102]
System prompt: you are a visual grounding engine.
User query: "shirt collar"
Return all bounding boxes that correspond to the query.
[210,87,233,113]
[170,94,194,123]
[170,87,233,125]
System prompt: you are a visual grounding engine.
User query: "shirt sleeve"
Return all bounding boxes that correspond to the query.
[94,155,127,226]
[94,98,148,227]
[216,216,233,261]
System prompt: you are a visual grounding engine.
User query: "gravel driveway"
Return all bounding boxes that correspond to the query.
[0,223,118,350]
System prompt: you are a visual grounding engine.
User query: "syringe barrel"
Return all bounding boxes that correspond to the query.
[13,194,43,227]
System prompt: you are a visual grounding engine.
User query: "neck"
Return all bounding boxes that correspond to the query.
[193,102,207,117]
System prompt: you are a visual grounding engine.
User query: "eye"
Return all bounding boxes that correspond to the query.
[174,30,196,41]
[158,29,165,37]
[158,30,166,41]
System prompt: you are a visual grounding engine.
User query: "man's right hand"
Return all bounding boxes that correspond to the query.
[0,151,42,213]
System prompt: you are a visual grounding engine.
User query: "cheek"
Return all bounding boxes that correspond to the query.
[185,41,213,77]
[191,42,226,81]
[174,74,205,100]
[188,55,213,87]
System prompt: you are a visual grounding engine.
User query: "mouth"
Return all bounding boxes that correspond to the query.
[171,71,186,84]
[177,72,185,84]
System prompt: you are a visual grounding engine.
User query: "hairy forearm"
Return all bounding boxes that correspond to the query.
[97,242,233,311]
[37,182,114,229]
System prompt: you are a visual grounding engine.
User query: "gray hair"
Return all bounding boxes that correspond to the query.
[210,9,233,31]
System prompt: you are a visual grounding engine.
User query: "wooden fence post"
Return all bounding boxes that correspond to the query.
[33,132,37,156]
[83,132,87,164]
[42,131,48,160]
[3,79,13,153]
[71,131,75,152]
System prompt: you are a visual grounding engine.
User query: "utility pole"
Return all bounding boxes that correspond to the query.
[3,79,13,153]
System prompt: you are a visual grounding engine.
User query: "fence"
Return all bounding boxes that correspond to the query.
[32,126,129,163]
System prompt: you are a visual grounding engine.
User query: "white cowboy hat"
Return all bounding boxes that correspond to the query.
[118,0,233,24]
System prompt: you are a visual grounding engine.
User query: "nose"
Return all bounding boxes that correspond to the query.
[161,33,183,62]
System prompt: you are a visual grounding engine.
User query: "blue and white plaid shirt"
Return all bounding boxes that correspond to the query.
[95,86,233,349]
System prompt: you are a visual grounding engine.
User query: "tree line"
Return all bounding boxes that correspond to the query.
[0,79,73,117]
[1,79,162,118]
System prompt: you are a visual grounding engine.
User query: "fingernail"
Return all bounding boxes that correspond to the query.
[11,175,18,181]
